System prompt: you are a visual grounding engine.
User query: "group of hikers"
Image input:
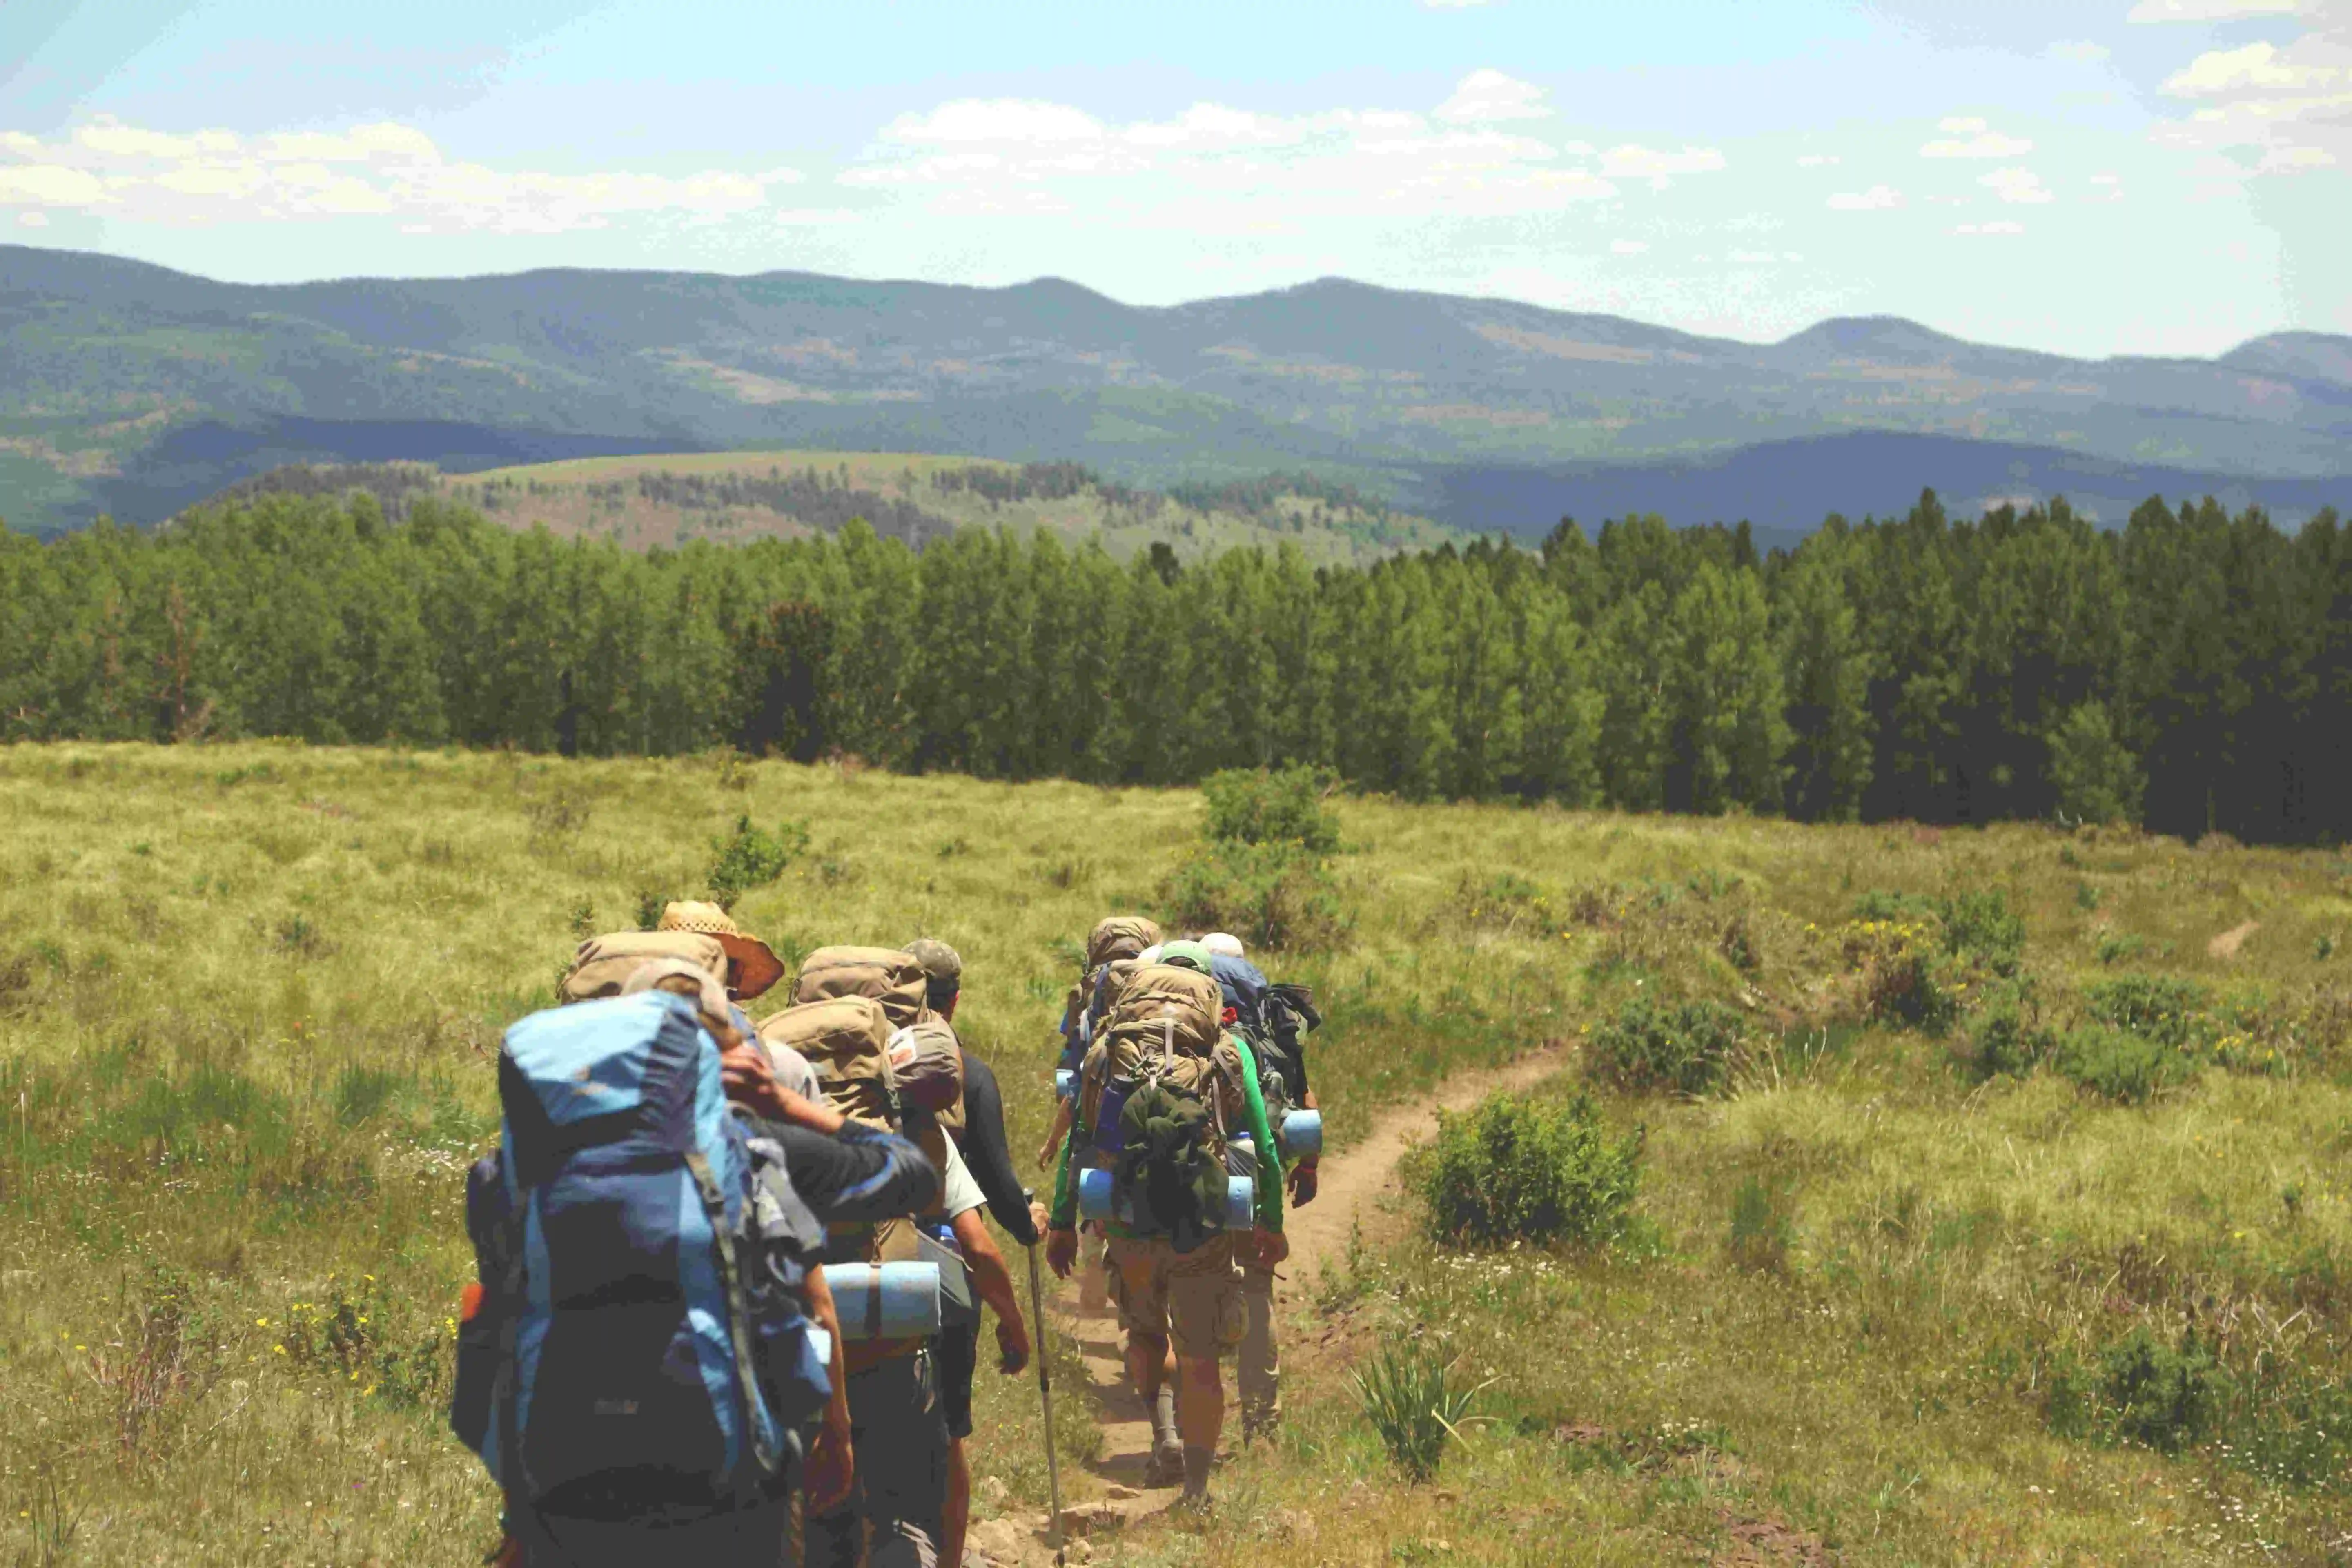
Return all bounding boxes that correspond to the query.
[451,902,1321,1567]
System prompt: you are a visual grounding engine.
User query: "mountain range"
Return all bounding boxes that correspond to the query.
[3,243,2347,540]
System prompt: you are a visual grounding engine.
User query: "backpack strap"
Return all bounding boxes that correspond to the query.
[684,1149,782,1485]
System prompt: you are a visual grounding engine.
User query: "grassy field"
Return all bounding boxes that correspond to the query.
[433,449,1457,564]
[1,744,2348,1565]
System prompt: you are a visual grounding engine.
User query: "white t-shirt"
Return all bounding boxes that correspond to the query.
[938,1129,986,1223]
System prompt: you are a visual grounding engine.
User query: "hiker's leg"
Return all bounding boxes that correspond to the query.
[935,1320,978,1568]
[1106,1236,1183,1482]
[944,1439,969,1568]
[1238,1262,1280,1438]
[1167,1236,1246,1498]
[1079,1223,1109,1314]
[863,1351,949,1568]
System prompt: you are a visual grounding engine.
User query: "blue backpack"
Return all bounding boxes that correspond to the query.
[451,991,829,1519]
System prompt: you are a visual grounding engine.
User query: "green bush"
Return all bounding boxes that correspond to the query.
[1587,996,1749,1096]
[1968,984,2055,1079]
[1201,765,1341,853]
[1851,887,2025,976]
[2053,1025,2182,1103]
[1161,840,1348,951]
[706,814,810,908]
[2086,973,2212,1048]
[2101,1325,2220,1453]
[1726,1176,1795,1272]
[1417,1091,1644,1248]
[1351,1341,1486,1483]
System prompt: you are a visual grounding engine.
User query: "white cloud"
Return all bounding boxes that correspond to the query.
[2129,0,2299,19]
[1597,143,1726,183]
[1796,154,1840,167]
[2049,41,2111,63]
[1921,118,2035,158]
[844,83,1652,218]
[16,210,49,228]
[1728,248,1777,262]
[0,115,800,231]
[1611,238,1649,254]
[2088,172,2125,202]
[1980,167,2056,203]
[1827,185,1904,209]
[1953,220,2027,234]
[1435,69,1551,124]
[2150,23,2352,178]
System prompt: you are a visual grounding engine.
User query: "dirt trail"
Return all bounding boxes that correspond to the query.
[2209,920,2259,960]
[976,1044,1568,1561]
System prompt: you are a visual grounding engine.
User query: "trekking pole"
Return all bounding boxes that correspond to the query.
[1022,1189,1067,1558]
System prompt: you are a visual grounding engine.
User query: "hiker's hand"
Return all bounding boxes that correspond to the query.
[1255,1228,1290,1267]
[1029,1199,1051,1237]
[490,1535,523,1568]
[1036,1134,1062,1171]
[1046,1226,1079,1279]
[771,1084,845,1136]
[996,1316,1032,1375]
[805,1409,855,1515]
[1287,1162,1319,1207]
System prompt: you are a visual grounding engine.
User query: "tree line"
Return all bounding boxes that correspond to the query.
[2,488,2345,844]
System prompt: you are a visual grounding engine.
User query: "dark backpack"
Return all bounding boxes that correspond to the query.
[451,993,829,1521]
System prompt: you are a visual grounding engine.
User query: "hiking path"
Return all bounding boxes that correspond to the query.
[973,1044,1568,1564]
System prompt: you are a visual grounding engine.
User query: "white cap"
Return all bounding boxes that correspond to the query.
[1201,932,1245,958]
[1136,943,1164,966]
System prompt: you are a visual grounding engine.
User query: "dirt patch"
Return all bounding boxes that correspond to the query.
[2209,920,2259,960]
[1715,1511,1835,1566]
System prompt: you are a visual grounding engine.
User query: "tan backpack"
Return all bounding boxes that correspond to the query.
[760,994,955,1370]
[1076,963,1244,1175]
[1085,916,1164,972]
[891,1017,967,1143]
[793,946,929,1029]
[561,931,729,1003]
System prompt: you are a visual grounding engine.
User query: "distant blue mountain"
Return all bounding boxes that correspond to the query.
[2,245,2345,538]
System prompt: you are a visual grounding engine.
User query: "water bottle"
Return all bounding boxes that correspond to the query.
[820,1261,943,1340]
[1280,1109,1323,1159]
[1054,1067,1076,1102]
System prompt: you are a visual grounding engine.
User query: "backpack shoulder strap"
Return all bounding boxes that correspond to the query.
[683,1147,780,1484]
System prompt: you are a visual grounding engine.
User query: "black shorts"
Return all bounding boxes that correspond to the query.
[935,1319,978,1441]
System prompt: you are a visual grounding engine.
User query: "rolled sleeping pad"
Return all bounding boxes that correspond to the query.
[818,1261,942,1341]
[1079,1165,1254,1229]
[1280,1108,1323,1159]
[1054,1067,1076,1102]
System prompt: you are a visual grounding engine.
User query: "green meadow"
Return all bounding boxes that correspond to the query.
[2,743,2348,1564]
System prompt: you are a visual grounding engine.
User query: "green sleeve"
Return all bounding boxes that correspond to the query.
[1230,1036,1283,1233]
[1049,1104,1081,1229]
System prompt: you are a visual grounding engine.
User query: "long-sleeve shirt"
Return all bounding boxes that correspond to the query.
[754,1119,940,1227]
[956,1050,1040,1247]
[1050,1034,1282,1236]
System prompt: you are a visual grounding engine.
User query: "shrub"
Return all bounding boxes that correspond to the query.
[1161,840,1348,951]
[706,815,810,908]
[1967,983,2054,1079]
[1200,765,1341,853]
[2101,1325,2219,1453]
[2086,973,2212,1048]
[1587,996,1749,1096]
[1940,890,2027,977]
[1837,919,1959,1032]
[1351,1341,1486,1483]
[2054,1025,2181,1103]
[1417,1091,1643,1248]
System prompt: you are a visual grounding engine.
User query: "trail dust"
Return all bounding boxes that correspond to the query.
[970,1044,1569,1565]
[2209,920,2260,960]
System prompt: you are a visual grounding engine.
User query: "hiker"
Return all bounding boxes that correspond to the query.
[1199,932,1322,1441]
[904,938,1042,1568]
[1045,940,1285,1505]
[768,947,1031,1568]
[1040,917,1162,1317]
[461,949,939,1568]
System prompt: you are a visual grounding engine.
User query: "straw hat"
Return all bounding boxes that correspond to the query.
[656,901,786,1000]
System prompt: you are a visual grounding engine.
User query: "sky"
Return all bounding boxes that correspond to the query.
[0,0,2345,357]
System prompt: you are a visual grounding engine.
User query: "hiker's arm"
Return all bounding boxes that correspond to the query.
[1045,1105,1084,1275]
[950,1207,1032,1374]
[1036,1096,1072,1171]
[798,1256,855,1513]
[957,1055,1039,1247]
[767,1121,940,1225]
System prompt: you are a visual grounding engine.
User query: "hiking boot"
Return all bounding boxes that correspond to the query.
[1144,1430,1185,1488]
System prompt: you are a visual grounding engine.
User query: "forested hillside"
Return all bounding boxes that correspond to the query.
[2,488,2346,844]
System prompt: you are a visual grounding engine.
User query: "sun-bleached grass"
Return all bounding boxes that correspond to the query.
[3,744,2349,1563]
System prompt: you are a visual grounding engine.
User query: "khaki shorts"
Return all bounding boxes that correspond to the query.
[1105,1234,1243,1359]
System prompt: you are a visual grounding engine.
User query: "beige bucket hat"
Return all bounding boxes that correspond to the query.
[656,901,786,1001]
